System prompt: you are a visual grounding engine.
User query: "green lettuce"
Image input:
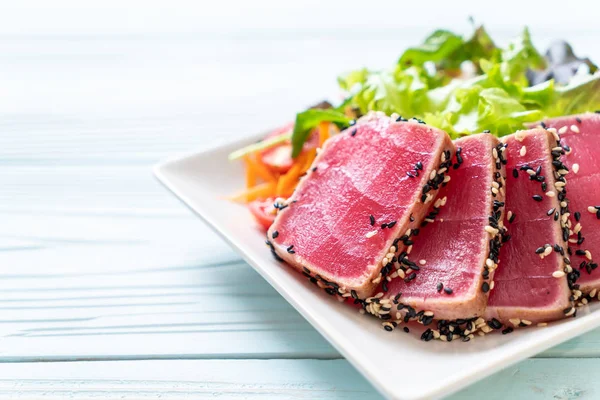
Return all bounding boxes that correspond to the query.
[286,26,600,156]
[291,109,351,157]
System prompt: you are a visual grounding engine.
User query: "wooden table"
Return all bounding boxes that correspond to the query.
[1,2,599,398]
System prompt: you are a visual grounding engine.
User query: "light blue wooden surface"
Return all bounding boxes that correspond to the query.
[1,1,600,398]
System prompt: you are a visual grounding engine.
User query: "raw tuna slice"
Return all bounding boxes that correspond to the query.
[536,113,600,297]
[485,128,576,324]
[384,133,507,320]
[267,112,455,298]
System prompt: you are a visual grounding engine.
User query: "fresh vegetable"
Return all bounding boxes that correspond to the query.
[247,198,277,230]
[227,25,600,227]
[291,109,351,158]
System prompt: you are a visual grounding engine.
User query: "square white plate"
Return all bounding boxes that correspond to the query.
[154,132,600,400]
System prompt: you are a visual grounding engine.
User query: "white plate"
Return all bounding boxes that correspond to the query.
[154,132,600,400]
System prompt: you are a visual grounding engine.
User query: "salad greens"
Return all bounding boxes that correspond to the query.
[288,26,600,157]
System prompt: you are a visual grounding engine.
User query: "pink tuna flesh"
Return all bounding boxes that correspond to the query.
[485,129,572,324]
[385,133,506,320]
[539,114,600,293]
[268,113,454,298]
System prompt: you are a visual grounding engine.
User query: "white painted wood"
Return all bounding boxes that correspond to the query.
[0,359,596,400]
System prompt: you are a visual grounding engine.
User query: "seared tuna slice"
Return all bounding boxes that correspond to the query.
[536,113,600,296]
[384,133,507,320]
[267,112,455,298]
[486,129,574,324]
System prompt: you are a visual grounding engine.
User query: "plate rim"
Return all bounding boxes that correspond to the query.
[153,135,600,400]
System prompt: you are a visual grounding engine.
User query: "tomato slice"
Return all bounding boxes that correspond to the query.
[260,123,318,173]
[248,198,278,231]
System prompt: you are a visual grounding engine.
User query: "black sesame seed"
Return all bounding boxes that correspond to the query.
[596,210,600,220]
[387,220,397,228]
[286,245,295,254]
[483,129,491,133]
[576,249,587,256]
[384,325,393,332]
[574,211,581,222]
[437,282,443,292]
[541,121,547,129]
[350,128,357,137]
[576,117,582,123]
[403,327,410,333]
[502,327,514,335]
[410,214,415,222]
[416,161,423,170]
[488,318,502,329]
[272,231,279,239]
[482,282,490,293]
[512,168,519,178]
[535,247,545,254]
[444,287,453,295]
[532,195,543,202]
[508,213,516,223]
[369,214,375,226]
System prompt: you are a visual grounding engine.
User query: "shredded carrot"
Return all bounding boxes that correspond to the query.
[244,156,257,188]
[318,122,330,147]
[302,148,317,172]
[229,181,276,203]
[276,151,308,197]
[249,153,277,183]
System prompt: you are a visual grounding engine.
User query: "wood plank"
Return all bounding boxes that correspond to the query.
[0,358,596,399]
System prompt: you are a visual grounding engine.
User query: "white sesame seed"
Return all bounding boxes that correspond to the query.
[407,245,413,254]
[433,330,440,339]
[359,308,365,314]
[424,311,434,317]
[424,218,435,223]
[591,289,598,298]
[537,322,548,327]
[553,270,566,278]
[552,147,563,152]
[565,308,576,316]
[585,250,593,260]
[429,170,437,180]
[389,246,397,253]
[481,325,492,334]
[571,124,580,133]
[526,169,536,176]
[507,211,513,221]
[491,187,499,195]
[582,298,589,305]
[485,225,499,235]
[405,229,411,236]
[589,206,598,214]
[520,146,527,157]
[554,181,566,188]
[397,269,406,279]
[559,126,568,134]
[547,127,558,135]
[492,181,500,189]
[493,148,498,159]
[441,196,447,206]
[521,319,532,326]
[486,258,494,268]
[419,259,427,266]
[546,191,556,197]
[424,194,433,204]
[574,223,582,234]
[544,246,553,256]
[509,318,520,326]
[386,252,395,259]
[515,132,525,142]
[366,230,378,238]
[382,258,389,267]
[443,175,451,183]
[560,201,568,208]
[438,167,447,174]
[490,281,495,290]
[375,292,384,298]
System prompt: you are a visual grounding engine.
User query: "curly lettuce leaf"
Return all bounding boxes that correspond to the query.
[398,30,464,68]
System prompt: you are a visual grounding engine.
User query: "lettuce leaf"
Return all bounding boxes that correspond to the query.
[291,109,351,158]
